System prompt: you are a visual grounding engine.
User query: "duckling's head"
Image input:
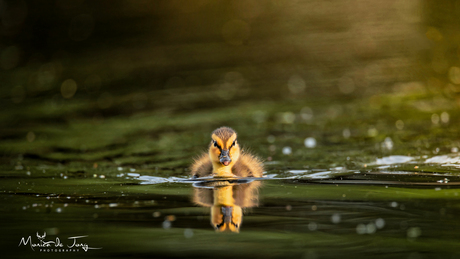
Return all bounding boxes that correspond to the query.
[211,205,242,233]
[209,127,240,169]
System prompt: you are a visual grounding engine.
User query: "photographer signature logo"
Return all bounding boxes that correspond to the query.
[18,232,102,252]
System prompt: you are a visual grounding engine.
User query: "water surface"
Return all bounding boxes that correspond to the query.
[3,92,460,258]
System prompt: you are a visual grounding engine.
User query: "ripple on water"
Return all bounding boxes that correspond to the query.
[375,154,460,169]
[304,171,337,179]
[375,155,414,165]
[287,170,310,174]
[425,155,460,167]
[123,152,460,186]
[138,176,186,185]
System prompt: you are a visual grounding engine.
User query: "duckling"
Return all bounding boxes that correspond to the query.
[190,127,263,178]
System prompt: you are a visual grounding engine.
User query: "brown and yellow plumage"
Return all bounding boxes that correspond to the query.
[190,127,263,178]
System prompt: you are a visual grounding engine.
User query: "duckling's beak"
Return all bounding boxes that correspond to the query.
[221,206,233,223]
[219,150,231,166]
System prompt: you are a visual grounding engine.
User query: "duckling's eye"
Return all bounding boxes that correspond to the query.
[213,141,221,150]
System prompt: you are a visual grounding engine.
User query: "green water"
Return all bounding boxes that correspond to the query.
[3,90,460,258]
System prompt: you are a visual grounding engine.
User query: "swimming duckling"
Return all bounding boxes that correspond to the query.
[191,127,263,178]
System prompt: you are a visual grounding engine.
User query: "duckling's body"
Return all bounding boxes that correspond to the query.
[191,127,263,178]
[191,152,263,178]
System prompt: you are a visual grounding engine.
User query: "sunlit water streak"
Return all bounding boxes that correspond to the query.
[126,155,460,187]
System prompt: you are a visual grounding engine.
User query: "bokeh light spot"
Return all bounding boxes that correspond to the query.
[448,66,460,85]
[26,131,35,142]
[366,223,376,234]
[407,227,422,239]
[308,222,317,231]
[343,128,351,139]
[375,218,385,229]
[426,27,443,41]
[37,62,59,91]
[441,112,450,123]
[162,220,171,229]
[304,137,317,148]
[337,76,355,94]
[253,110,267,123]
[300,107,313,121]
[280,112,295,124]
[61,79,78,99]
[184,228,194,238]
[382,137,393,150]
[282,146,292,155]
[331,213,341,224]
[356,224,366,234]
[287,74,306,94]
[368,127,378,137]
[431,114,440,125]
[395,120,404,130]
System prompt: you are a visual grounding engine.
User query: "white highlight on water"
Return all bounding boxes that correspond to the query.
[304,137,317,148]
[282,146,292,155]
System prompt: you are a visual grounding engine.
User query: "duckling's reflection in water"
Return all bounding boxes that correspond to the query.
[192,180,261,233]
